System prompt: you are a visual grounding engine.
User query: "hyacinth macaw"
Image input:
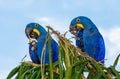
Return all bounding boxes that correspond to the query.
[25,23,58,64]
[69,16,105,63]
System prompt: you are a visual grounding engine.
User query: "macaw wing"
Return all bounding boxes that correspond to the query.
[51,39,58,62]
[29,44,40,64]
[95,34,105,63]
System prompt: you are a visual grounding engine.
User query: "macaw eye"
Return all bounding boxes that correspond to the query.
[34,24,38,28]
[76,18,80,22]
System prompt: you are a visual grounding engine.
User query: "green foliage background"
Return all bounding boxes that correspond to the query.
[7,26,120,79]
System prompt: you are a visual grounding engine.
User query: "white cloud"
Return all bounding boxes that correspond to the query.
[34,16,74,44]
[34,17,69,33]
[99,26,120,70]
[34,17,52,26]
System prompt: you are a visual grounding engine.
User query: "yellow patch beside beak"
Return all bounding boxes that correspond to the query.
[33,29,40,36]
[76,24,84,29]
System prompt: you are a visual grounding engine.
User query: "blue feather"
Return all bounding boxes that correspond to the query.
[29,44,40,64]
[76,31,84,52]
[26,23,58,64]
[70,16,105,63]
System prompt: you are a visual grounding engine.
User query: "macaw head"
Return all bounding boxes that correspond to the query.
[25,23,47,40]
[69,16,92,35]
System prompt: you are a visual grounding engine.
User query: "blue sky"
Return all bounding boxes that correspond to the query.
[0,0,120,78]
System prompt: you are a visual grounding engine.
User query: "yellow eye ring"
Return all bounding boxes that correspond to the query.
[34,24,38,28]
[76,18,80,22]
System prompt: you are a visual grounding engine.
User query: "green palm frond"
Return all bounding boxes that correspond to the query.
[7,26,120,79]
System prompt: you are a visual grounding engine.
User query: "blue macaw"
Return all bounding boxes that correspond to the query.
[25,23,58,64]
[69,16,105,63]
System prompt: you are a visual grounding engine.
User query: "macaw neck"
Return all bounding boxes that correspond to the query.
[37,27,48,42]
[38,33,47,43]
[83,21,98,33]
[38,26,47,34]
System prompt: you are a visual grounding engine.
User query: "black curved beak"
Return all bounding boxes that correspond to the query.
[25,27,39,39]
[25,27,33,39]
[69,24,82,35]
